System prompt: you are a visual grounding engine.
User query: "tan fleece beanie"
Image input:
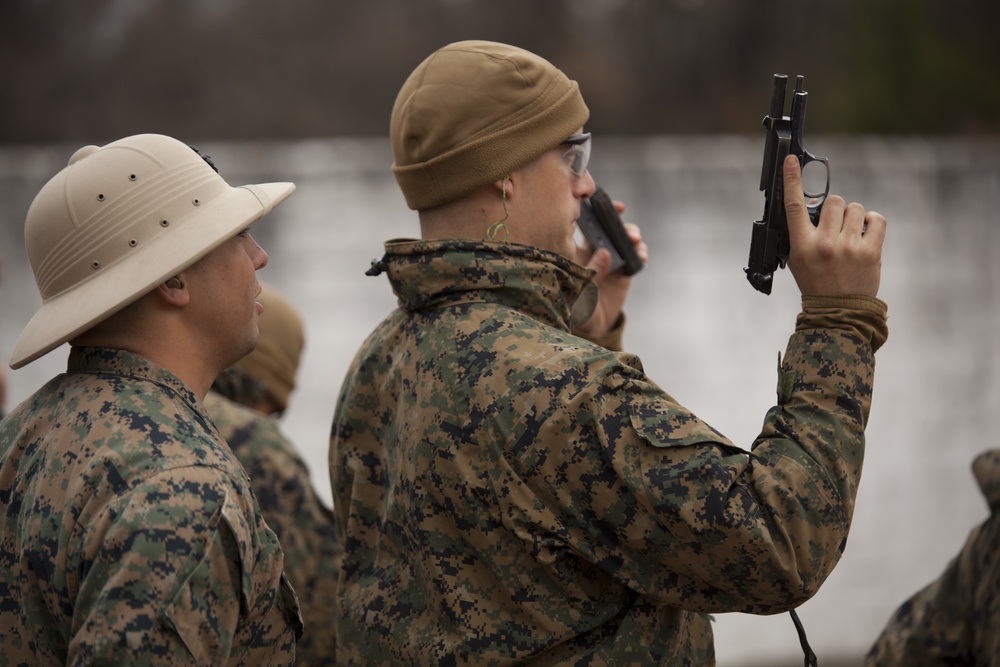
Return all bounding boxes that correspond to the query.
[234,283,304,412]
[390,40,589,211]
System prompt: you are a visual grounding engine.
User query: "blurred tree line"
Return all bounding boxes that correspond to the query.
[1,0,997,144]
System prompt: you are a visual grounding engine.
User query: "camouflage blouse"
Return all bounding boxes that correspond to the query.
[0,347,301,665]
[331,240,889,665]
[866,449,1000,665]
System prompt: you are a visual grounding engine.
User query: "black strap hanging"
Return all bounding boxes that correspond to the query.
[789,609,818,667]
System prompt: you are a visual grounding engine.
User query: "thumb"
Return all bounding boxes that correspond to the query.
[783,154,807,225]
[587,247,612,279]
[783,154,813,250]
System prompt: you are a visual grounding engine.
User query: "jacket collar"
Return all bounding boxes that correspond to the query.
[68,346,202,412]
[375,239,596,332]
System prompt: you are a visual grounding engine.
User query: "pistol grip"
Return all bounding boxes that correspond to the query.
[578,188,644,276]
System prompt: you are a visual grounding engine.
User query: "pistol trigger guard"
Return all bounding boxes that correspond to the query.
[800,153,830,201]
[806,201,823,226]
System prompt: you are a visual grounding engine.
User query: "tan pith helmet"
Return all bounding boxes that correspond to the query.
[10,133,295,369]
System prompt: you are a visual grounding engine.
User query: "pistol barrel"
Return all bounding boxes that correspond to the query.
[760,74,789,191]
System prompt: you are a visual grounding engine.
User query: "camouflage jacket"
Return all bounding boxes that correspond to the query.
[866,449,1000,666]
[330,240,889,666]
[0,347,302,666]
[205,391,341,666]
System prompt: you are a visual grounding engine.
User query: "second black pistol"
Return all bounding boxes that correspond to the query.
[577,187,644,276]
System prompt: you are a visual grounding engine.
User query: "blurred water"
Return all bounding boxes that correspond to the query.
[1,136,998,665]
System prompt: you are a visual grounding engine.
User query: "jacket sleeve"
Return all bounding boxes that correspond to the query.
[503,295,888,614]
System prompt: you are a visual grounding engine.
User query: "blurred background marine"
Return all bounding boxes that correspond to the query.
[865,448,1000,665]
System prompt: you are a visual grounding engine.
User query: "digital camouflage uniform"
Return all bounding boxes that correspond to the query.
[205,390,341,665]
[0,347,302,665]
[866,449,1000,666]
[330,240,889,665]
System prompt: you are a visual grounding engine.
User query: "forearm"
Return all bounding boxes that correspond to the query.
[768,295,888,504]
[741,297,888,597]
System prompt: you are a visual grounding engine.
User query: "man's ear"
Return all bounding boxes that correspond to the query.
[493,174,512,197]
[157,276,190,306]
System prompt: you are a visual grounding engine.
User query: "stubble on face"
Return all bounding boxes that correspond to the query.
[511,153,582,260]
[187,232,266,372]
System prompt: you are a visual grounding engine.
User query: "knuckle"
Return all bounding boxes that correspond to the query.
[825,194,846,208]
[785,197,805,214]
[868,211,887,228]
[813,237,838,259]
[846,202,866,219]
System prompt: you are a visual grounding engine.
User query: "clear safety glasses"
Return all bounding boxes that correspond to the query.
[560,132,592,176]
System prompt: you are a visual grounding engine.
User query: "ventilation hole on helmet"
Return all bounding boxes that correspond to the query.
[129,174,137,181]
[192,198,201,206]
[97,193,105,201]
[128,239,138,247]
[160,219,169,227]
[91,261,101,269]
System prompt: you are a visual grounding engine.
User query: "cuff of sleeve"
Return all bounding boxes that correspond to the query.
[574,313,626,351]
[797,294,889,352]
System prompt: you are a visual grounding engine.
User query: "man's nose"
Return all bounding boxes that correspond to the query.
[576,169,597,198]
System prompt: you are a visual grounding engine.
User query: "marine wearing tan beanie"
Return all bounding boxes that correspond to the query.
[390,40,590,211]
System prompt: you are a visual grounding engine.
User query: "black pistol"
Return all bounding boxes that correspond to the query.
[745,74,829,294]
[577,187,644,276]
